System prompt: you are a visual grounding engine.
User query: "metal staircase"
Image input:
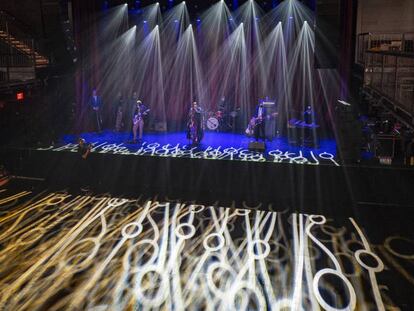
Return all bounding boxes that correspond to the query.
[0,30,49,68]
[0,10,49,84]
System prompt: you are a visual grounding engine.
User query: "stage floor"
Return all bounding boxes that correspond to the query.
[52,130,339,166]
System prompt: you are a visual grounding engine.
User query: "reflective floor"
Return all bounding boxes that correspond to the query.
[0,188,413,310]
[53,131,339,166]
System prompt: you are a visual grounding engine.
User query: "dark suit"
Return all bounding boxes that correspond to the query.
[89,96,103,132]
[254,104,266,141]
[187,108,204,143]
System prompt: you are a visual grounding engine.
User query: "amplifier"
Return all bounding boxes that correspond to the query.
[248,141,266,152]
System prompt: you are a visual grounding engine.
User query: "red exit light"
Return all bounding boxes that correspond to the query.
[16,92,25,101]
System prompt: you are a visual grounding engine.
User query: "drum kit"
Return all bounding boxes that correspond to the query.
[206,109,240,131]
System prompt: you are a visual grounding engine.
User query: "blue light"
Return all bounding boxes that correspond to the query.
[174,20,178,23]
[143,20,147,24]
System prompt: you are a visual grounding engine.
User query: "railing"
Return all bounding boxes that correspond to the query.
[363,52,414,121]
[0,11,37,83]
[357,32,414,65]
[357,32,414,123]
[0,10,40,42]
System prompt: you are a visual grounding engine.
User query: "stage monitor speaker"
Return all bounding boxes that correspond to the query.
[248,142,266,152]
[336,120,362,163]
[315,0,341,68]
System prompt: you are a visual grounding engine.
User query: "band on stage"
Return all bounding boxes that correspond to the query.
[88,89,318,147]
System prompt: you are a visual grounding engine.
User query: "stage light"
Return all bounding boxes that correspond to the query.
[143,20,147,23]
[338,100,351,106]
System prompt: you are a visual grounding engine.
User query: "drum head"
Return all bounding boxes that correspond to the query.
[207,117,219,130]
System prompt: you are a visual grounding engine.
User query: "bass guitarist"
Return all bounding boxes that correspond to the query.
[132,100,150,143]
[246,102,266,141]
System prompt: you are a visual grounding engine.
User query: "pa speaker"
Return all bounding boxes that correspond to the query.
[248,142,266,152]
[315,0,341,68]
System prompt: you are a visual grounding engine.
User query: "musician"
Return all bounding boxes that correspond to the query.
[187,101,204,144]
[114,92,125,132]
[218,96,232,131]
[127,92,139,130]
[304,105,314,125]
[89,89,103,133]
[132,100,149,143]
[218,96,228,112]
[254,101,266,141]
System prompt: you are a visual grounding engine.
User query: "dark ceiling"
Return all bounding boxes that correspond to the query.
[106,0,315,17]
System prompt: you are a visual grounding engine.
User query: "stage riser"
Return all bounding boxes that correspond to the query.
[1,149,414,213]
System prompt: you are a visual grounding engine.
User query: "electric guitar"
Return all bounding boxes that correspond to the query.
[245,112,278,136]
[133,109,150,125]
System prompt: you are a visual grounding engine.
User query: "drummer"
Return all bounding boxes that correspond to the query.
[218,96,232,131]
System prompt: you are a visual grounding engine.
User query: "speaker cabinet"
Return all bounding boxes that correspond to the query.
[248,141,266,152]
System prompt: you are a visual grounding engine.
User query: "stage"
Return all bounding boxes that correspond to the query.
[50,131,339,167]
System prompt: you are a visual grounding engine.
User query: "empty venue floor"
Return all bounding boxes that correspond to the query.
[0,185,413,310]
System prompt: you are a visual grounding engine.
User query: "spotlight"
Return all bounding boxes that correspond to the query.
[143,20,147,23]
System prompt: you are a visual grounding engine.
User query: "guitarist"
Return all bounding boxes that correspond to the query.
[132,100,150,143]
[254,102,266,141]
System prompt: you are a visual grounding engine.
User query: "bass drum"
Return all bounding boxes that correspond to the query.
[206,117,219,131]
